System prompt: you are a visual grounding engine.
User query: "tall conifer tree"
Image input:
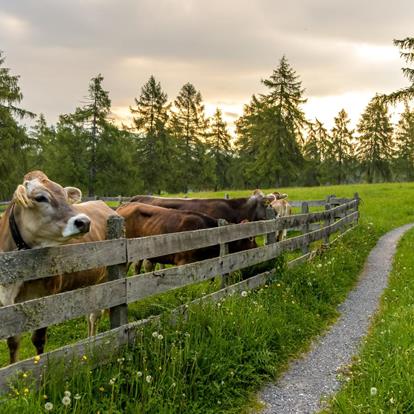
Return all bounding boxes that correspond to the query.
[357,98,394,183]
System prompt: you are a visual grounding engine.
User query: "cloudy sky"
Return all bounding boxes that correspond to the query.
[1,0,413,132]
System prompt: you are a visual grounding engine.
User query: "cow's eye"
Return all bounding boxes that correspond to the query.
[34,195,49,203]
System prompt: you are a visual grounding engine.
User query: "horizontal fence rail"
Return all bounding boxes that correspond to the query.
[0,194,359,390]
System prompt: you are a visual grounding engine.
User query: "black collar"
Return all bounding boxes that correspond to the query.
[9,205,31,250]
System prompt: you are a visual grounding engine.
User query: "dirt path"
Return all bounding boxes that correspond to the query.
[258,223,414,414]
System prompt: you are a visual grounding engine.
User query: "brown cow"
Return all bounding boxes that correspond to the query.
[0,171,117,363]
[129,191,273,223]
[116,202,257,272]
[268,192,292,241]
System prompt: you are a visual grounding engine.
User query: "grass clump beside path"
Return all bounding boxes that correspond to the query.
[1,224,379,413]
[323,227,414,413]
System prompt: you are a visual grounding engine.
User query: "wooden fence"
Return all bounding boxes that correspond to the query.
[0,194,360,389]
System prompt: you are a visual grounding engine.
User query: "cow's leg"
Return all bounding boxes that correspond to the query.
[7,335,21,364]
[32,327,47,355]
[88,310,104,336]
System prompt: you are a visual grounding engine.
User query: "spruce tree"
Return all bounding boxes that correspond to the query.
[235,56,306,187]
[330,109,355,184]
[208,108,232,191]
[394,103,414,180]
[0,52,34,198]
[382,38,414,104]
[170,83,209,192]
[357,98,394,183]
[130,76,171,193]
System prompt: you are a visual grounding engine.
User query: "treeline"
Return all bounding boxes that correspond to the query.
[1,38,414,199]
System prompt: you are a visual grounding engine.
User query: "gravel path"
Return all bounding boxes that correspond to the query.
[258,223,414,414]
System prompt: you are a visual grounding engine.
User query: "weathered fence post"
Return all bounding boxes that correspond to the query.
[107,215,128,330]
[218,219,230,288]
[354,192,360,223]
[224,193,230,200]
[301,201,309,254]
[117,195,122,206]
[265,206,277,245]
[323,202,331,245]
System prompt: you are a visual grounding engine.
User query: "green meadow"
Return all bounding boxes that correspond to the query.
[1,182,414,413]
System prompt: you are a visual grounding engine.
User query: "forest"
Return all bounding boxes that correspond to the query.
[1,38,414,199]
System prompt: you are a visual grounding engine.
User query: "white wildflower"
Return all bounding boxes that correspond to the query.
[146,375,152,383]
[241,291,248,297]
[62,396,71,406]
[44,402,54,411]
[64,390,71,398]
[109,378,116,385]
[74,393,81,400]
[370,387,378,396]
[137,371,143,377]
[157,334,163,340]
[152,331,159,338]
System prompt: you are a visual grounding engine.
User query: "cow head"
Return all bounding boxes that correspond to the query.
[11,171,91,247]
[248,189,274,221]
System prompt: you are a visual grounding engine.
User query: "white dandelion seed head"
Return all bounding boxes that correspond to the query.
[152,331,159,338]
[370,387,378,396]
[64,390,71,398]
[62,396,71,406]
[241,291,248,297]
[44,402,54,411]
[74,393,81,400]
[137,371,143,377]
[157,334,163,340]
[146,375,152,383]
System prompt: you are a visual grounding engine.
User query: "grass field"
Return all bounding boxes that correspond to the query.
[1,182,414,413]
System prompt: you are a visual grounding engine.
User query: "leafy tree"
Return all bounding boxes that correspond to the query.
[208,108,232,190]
[0,52,34,198]
[357,98,394,183]
[394,103,414,180]
[329,109,355,184]
[130,76,172,193]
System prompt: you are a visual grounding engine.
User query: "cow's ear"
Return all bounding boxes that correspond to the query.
[13,184,33,208]
[276,193,288,200]
[65,187,82,204]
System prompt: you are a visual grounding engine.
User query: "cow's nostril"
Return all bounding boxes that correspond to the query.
[74,218,91,233]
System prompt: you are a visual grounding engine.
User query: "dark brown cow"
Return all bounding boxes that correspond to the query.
[116,202,257,271]
[129,191,273,223]
[0,171,117,364]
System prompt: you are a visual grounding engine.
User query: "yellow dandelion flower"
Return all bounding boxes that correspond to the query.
[99,386,105,392]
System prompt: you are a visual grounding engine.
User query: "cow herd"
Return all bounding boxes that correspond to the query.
[0,171,292,365]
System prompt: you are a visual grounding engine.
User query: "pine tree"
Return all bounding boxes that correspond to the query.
[130,76,171,193]
[302,122,321,185]
[170,83,209,192]
[208,108,232,191]
[330,109,355,184]
[394,103,414,180]
[235,56,306,187]
[382,38,414,104]
[0,52,34,198]
[357,98,394,183]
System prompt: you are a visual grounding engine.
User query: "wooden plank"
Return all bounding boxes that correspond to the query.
[218,219,230,288]
[265,207,277,245]
[126,212,357,303]
[0,239,126,284]
[127,202,357,262]
[301,202,310,254]
[0,279,126,340]
[107,216,128,329]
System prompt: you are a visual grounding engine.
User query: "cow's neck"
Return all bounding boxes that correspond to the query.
[0,204,31,252]
[229,198,257,222]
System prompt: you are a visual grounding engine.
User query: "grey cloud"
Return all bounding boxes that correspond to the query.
[0,0,412,123]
